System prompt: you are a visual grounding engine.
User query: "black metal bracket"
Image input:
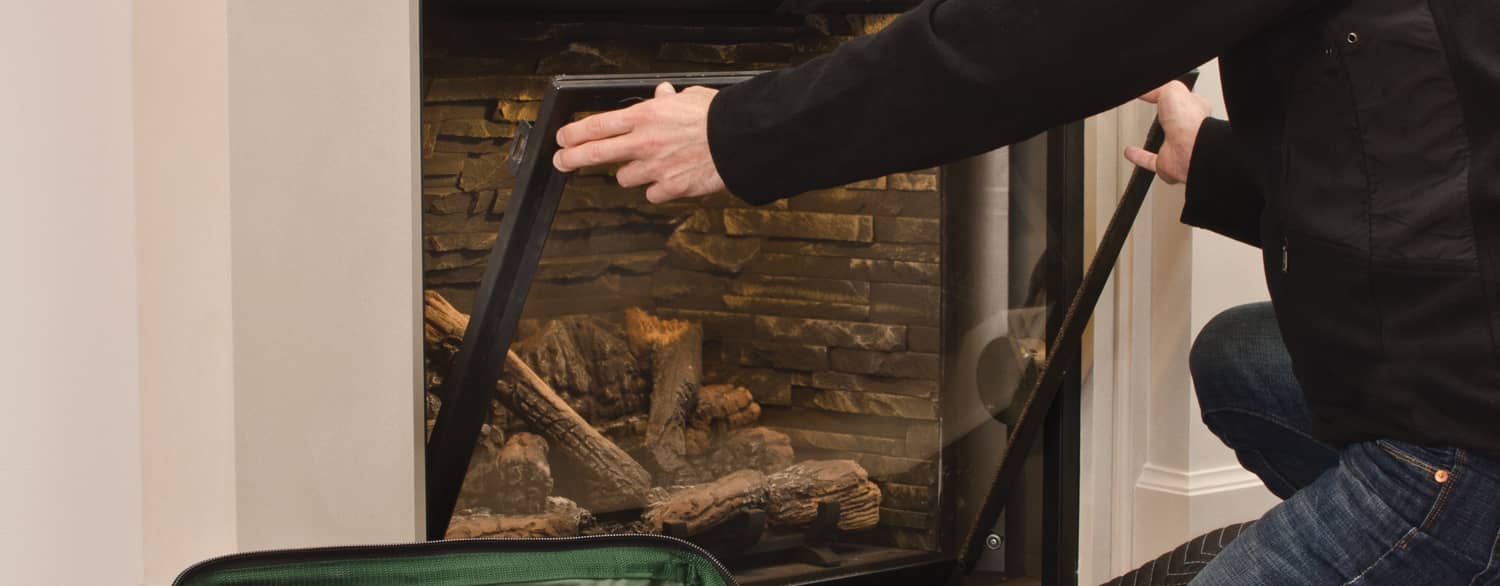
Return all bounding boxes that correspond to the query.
[424,72,763,541]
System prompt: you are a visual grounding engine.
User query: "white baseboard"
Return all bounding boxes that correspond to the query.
[1129,464,1279,566]
[1136,463,1267,497]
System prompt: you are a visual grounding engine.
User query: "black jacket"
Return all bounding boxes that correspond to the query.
[707,0,1500,457]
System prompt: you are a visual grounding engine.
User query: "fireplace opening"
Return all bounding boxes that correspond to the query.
[419,2,1080,584]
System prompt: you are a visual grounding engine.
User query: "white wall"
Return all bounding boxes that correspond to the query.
[0,3,145,584]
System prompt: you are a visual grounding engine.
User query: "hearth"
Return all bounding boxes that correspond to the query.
[419,3,1082,584]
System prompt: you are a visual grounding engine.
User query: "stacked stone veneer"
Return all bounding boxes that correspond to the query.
[423,12,941,552]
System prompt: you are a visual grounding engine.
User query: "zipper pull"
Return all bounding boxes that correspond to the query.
[1281,238,1289,273]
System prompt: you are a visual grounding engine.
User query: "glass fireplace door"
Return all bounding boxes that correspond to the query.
[418,9,1082,584]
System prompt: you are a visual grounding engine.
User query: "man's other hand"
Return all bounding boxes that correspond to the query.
[1123,80,1211,185]
[553,82,724,204]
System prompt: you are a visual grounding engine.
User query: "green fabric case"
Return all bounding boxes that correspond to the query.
[174,535,736,586]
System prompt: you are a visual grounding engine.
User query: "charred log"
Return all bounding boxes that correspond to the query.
[493,432,552,514]
[764,460,882,531]
[625,309,702,475]
[497,352,653,513]
[422,290,652,513]
[641,469,768,535]
[511,316,648,422]
[686,384,760,456]
[446,497,592,539]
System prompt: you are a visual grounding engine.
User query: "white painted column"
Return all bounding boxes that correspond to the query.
[225,0,425,550]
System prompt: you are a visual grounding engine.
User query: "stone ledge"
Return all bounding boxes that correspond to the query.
[724,209,873,243]
[778,427,903,456]
[731,274,870,304]
[762,240,939,263]
[657,42,795,64]
[426,75,548,102]
[907,326,940,353]
[886,172,938,192]
[873,217,940,244]
[880,483,934,511]
[809,371,937,397]
[828,349,940,380]
[792,387,936,420]
[717,340,829,372]
[666,231,762,274]
[870,283,941,326]
[789,189,939,218]
[723,295,869,321]
[754,316,906,351]
[704,364,792,406]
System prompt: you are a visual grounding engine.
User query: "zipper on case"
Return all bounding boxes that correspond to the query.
[172,533,739,586]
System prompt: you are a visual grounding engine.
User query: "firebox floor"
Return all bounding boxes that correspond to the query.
[728,545,1042,586]
[729,545,940,585]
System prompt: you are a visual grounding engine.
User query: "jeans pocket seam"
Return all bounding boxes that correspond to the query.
[1418,450,1465,536]
[1404,452,1464,548]
[1377,440,1439,475]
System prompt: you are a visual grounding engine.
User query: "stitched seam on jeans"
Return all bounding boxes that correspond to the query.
[1378,440,1440,475]
[1202,407,1339,452]
[1469,527,1500,586]
[1346,528,1418,585]
[1396,449,1465,550]
[1421,450,1465,535]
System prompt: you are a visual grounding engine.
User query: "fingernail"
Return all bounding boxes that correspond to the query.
[553,151,565,171]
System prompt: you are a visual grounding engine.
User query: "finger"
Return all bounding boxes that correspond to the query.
[1137,80,1184,104]
[615,159,656,188]
[556,108,636,148]
[554,134,644,171]
[1123,146,1158,173]
[645,177,681,204]
[655,82,676,99]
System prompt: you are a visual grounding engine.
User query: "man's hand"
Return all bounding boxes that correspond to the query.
[553,82,724,204]
[1123,80,1211,185]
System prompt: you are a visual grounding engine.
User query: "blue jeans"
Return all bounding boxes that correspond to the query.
[1188,303,1500,585]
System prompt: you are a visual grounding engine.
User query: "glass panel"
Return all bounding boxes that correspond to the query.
[419,10,1070,583]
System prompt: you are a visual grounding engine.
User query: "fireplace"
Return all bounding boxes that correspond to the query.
[419,3,1082,584]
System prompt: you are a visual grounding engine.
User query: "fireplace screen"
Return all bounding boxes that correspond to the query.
[420,8,1080,584]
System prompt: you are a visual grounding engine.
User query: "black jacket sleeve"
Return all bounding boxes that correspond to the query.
[1181,118,1264,247]
[707,0,1309,205]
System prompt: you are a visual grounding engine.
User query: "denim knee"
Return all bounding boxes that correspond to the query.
[1190,302,1281,414]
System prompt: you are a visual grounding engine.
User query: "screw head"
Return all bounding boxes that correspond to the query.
[985,534,1003,550]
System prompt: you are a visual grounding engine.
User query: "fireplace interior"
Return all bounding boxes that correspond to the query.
[420,2,1079,584]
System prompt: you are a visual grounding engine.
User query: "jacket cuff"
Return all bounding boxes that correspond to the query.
[707,79,783,206]
[1180,118,1263,247]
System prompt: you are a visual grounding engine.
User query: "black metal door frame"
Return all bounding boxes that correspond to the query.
[420,71,1086,585]
[1042,121,1085,586]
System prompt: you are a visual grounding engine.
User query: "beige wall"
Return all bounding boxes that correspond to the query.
[0,2,145,584]
[5,2,422,582]
[135,0,239,582]
[226,0,424,551]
